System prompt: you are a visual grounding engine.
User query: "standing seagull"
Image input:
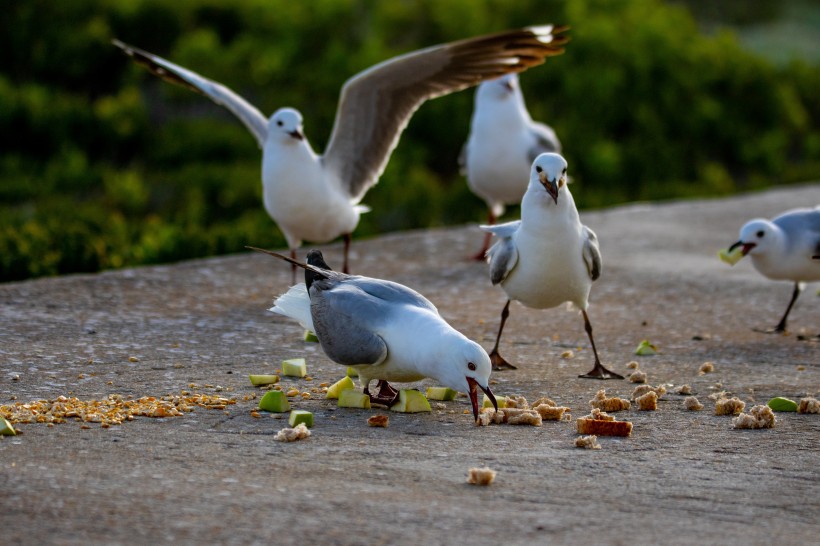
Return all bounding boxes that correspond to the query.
[724,206,820,333]
[113,26,569,277]
[249,247,497,422]
[482,153,623,379]
[461,73,562,259]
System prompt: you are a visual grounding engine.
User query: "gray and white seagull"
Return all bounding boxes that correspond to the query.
[249,247,497,422]
[113,26,568,278]
[482,152,623,379]
[461,73,562,259]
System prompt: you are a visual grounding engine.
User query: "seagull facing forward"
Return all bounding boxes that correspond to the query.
[114,26,568,278]
[725,206,820,333]
[249,247,497,422]
[461,73,562,259]
[482,153,623,379]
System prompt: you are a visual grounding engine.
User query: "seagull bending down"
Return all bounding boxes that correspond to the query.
[249,247,497,421]
[113,26,568,278]
[461,73,562,259]
[726,206,819,333]
[482,153,623,379]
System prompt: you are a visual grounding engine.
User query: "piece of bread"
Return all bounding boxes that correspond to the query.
[631,384,667,400]
[626,361,639,370]
[476,407,542,426]
[367,414,389,427]
[589,389,631,412]
[636,391,658,411]
[534,403,570,421]
[531,397,556,408]
[798,397,820,414]
[467,467,496,486]
[732,405,776,429]
[574,435,601,449]
[576,408,632,437]
[684,396,704,411]
[274,423,311,442]
[715,397,745,416]
[699,362,715,375]
[504,395,529,409]
[675,384,692,395]
[629,370,647,384]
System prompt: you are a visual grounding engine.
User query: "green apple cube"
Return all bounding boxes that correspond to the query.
[426,386,458,401]
[258,390,291,413]
[767,396,798,412]
[483,395,506,409]
[338,389,371,409]
[303,330,319,343]
[248,374,280,386]
[718,246,745,266]
[281,358,307,378]
[634,340,657,356]
[326,376,356,399]
[288,410,314,428]
[0,417,16,436]
[346,367,359,377]
[390,390,432,413]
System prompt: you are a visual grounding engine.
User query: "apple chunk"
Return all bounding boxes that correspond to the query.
[718,246,745,266]
[303,330,319,342]
[281,358,307,378]
[248,374,279,386]
[258,391,291,413]
[338,390,371,409]
[0,417,16,436]
[426,386,458,401]
[483,395,507,409]
[326,376,355,399]
[390,390,431,413]
[288,410,314,428]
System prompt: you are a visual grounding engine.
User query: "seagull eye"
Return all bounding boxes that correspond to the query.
[468,362,477,371]
[276,120,283,127]
[562,167,567,174]
[535,166,542,173]
[756,230,765,238]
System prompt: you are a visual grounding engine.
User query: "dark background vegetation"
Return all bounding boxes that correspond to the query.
[2,0,819,281]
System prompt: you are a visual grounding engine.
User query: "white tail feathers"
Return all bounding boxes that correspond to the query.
[270,283,314,332]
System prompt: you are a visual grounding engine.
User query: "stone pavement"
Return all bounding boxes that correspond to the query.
[1,185,818,545]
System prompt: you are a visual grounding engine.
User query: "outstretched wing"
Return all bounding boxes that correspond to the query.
[322,25,569,203]
[582,225,602,282]
[113,40,268,148]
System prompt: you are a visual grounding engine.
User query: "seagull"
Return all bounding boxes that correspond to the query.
[460,73,562,260]
[113,26,569,279]
[481,153,623,379]
[726,206,820,333]
[248,247,497,421]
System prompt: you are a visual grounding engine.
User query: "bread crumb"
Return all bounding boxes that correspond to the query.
[698,362,715,375]
[636,391,658,411]
[626,361,639,370]
[534,403,570,421]
[684,396,704,411]
[675,384,692,395]
[798,397,820,414]
[576,409,632,437]
[629,370,647,384]
[589,389,631,412]
[561,350,574,359]
[708,390,730,401]
[274,423,311,442]
[476,407,543,426]
[504,395,529,409]
[732,405,776,429]
[505,410,542,426]
[715,397,745,416]
[476,412,492,427]
[467,467,497,486]
[367,414,389,428]
[632,384,667,400]
[586,408,615,421]
[531,397,556,408]
[575,435,601,449]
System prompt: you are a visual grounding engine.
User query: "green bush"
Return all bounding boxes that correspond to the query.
[1,0,818,281]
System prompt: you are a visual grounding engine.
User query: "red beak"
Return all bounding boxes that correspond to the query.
[467,377,497,422]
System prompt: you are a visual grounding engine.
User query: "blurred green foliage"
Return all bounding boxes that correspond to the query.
[1,0,819,281]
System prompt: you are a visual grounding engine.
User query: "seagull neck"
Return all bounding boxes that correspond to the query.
[521,186,578,230]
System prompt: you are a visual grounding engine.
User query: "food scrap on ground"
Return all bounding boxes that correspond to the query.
[767,397,798,412]
[798,397,820,414]
[699,362,715,375]
[274,422,311,442]
[281,358,307,378]
[466,467,496,486]
[675,384,692,395]
[367,414,389,427]
[390,390,432,413]
[575,435,601,449]
[715,397,746,416]
[576,408,632,437]
[634,340,657,356]
[288,410,313,428]
[635,390,658,411]
[629,370,647,384]
[684,396,704,411]
[733,405,776,429]
[632,384,666,399]
[258,390,291,413]
[589,389,631,412]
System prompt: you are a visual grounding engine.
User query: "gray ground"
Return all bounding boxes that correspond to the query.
[1,185,818,546]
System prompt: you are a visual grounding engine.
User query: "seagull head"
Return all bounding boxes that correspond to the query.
[270,108,304,142]
[434,338,496,422]
[729,219,777,257]
[477,73,519,101]
[531,152,568,205]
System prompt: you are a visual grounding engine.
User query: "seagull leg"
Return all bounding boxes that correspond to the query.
[578,310,623,379]
[471,210,496,261]
[289,248,298,285]
[755,282,802,335]
[363,379,400,407]
[489,299,517,370]
[342,233,351,274]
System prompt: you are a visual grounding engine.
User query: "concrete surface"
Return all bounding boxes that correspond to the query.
[1,185,818,545]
